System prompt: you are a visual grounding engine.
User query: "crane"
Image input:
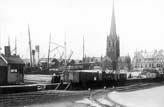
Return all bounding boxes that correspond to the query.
[67,50,73,63]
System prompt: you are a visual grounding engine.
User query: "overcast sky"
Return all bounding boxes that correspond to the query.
[0,0,164,59]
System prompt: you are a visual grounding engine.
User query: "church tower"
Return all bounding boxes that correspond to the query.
[106,1,120,70]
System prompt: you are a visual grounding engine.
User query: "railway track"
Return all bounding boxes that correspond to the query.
[0,90,90,106]
[89,82,164,107]
[0,82,164,107]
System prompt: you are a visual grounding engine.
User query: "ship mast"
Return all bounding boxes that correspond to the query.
[8,36,10,47]
[64,33,67,67]
[28,24,33,69]
[15,37,17,55]
[47,33,51,71]
[83,35,85,66]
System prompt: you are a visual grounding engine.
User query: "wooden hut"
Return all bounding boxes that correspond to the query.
[0,46,25,85]
[0,56,8,85]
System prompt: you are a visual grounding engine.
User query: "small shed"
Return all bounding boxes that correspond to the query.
[0,54,25,85]
[0,56,8,85]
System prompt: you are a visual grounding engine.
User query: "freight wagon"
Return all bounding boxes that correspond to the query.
[51,68,164,90]
[51,69,127,89]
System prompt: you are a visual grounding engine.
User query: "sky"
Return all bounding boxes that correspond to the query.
[0,0,164,60]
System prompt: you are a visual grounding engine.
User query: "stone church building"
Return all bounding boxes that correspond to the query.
[106,2,120,70]
[105,2,131,71]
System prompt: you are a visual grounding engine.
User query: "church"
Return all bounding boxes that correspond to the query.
[106,2,131,71]
[106,2,120,70]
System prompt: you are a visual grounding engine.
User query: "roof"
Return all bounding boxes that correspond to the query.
[39,58,56,63]
[22,59,30,63]
[134,50,164,59]
[71,69,102,73]
[0,57,7,66]
[1,54,25,65]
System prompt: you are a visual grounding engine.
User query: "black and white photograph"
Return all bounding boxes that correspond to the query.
[0,0,164,107]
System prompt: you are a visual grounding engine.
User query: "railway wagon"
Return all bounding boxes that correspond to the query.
[52,69,127,89]
[102,72,127,86]
[62,70,127,88]
[51,74,60,83]
[60,70,103,89]
[61,70,102,83]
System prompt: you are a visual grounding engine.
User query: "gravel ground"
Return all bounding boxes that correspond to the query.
[0,90,91,107]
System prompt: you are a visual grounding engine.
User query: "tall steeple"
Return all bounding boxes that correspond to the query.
[110,0,116,36]
[106,0,120,70]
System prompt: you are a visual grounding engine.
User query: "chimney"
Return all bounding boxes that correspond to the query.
[4,46,11,56]
[32,50,36,66]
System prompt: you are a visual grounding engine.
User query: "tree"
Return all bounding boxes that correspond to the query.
[101,56,112,70]
[69,60,75,65]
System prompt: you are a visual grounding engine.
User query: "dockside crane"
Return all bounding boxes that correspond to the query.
[67,50,73,64]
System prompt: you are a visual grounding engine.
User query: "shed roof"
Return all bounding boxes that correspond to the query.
[72,69,102,73]
[1,54,25,65]
[0,57,7,66]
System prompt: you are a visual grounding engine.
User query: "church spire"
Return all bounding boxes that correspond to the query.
[110,0,117,36]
